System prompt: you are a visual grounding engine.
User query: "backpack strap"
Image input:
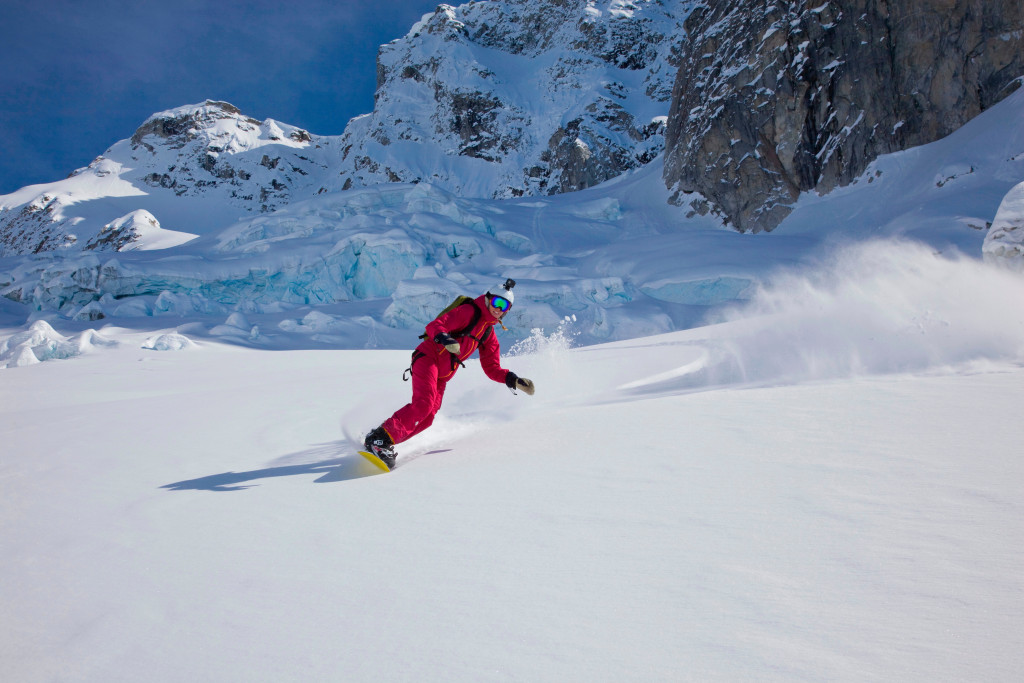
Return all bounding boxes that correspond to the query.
[450,301,483,340]
[466,324,493,345]
[403,350,427,381]
[418,298,481,341]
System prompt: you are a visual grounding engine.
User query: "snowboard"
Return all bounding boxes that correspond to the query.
[357,450,393,473]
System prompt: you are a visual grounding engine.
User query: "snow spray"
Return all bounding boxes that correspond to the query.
[707,239,1024,385]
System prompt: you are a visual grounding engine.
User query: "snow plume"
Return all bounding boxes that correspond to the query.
[504,316,582,403]
[507,315,579,358]
[711,240,1024,385]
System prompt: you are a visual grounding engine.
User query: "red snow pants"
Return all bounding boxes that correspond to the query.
[381,353,447,444]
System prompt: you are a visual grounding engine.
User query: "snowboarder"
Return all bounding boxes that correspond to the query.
[364,279,535,469]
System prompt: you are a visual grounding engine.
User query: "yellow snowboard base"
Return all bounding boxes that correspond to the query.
[357,450,392,473]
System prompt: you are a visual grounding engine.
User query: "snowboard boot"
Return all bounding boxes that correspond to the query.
[364,426,397,469]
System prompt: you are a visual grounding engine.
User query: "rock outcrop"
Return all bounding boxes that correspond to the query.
[126,100,336,212]
[663,0,1024,232]
[0,194,78,254]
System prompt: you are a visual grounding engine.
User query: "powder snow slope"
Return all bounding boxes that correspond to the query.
[1,242,1023,680]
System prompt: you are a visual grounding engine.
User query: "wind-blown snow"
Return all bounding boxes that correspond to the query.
[705,240,1024,386]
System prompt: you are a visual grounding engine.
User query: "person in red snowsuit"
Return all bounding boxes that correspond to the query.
[364,280,534,468]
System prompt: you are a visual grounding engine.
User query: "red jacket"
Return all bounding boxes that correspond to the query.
[417,295,511,383]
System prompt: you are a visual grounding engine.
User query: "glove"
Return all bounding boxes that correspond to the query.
[516,377,536,395]
[434,332,461,355]
[505,372,536,396]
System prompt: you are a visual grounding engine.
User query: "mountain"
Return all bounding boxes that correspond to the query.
[124,101,339,211]
[663,0,1024,232]
[4,0,1024,253]
[1,0,694,257]
[335,0,694,198]
[0,101,343,256]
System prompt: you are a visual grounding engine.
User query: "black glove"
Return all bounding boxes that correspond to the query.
[434,332,461,355]
[505,371,536,396]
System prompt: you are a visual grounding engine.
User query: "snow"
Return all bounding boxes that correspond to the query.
[334,0,692,197]
[0,101,343,258]
[0,319,118,368]
[2,242,1023,679]
[141,332,196,351]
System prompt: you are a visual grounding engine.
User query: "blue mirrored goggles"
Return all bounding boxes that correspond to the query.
[489,295,512,313]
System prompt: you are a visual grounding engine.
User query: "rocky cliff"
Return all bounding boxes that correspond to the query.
[663,0,1024,232]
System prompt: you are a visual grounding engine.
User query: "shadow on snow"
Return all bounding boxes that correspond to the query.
[160,440,381,491]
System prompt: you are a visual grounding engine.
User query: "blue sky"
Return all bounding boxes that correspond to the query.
[0,0,437,194]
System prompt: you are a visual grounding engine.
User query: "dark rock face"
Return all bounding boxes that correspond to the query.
[663,0,1024,232]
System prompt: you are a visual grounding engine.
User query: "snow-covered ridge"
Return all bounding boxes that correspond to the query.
[0,100,344,257]
[86,210,196,252]
[124,100,333,210]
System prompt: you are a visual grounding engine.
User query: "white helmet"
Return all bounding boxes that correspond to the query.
[486,278,516,307]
